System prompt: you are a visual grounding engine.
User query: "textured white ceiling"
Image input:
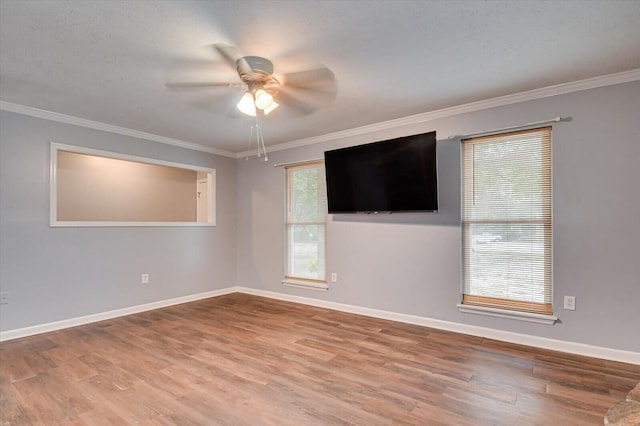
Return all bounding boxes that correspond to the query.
[1,0,639,154]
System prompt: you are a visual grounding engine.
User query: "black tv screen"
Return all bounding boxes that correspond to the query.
[324,131,438,213]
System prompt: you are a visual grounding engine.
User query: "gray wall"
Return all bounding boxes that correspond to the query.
[0,111,237,331]
[236,81,640,353]
[2,81,638,353]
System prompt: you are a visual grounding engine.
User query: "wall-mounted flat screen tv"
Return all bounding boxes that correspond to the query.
[324,131,438,213]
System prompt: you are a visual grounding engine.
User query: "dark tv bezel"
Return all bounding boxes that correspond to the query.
[324,131,438,214]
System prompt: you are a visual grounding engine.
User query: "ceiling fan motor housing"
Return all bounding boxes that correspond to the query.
[240,56,274,75]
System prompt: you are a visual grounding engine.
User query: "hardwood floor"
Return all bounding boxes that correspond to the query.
[1,293,638,425]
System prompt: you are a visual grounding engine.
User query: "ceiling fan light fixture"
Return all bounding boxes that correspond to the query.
[237,92,256,116]
[254,89,274,110]
[263,100,279,115]
[237,90,279,116]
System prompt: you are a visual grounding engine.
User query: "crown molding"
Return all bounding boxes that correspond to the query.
[2,68,638,159]
[235,68,640,158]
[0,101,236,158]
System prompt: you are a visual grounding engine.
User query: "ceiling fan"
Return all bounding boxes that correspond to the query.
[166,44,337,118]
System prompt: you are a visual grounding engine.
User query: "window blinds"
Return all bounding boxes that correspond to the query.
[461,127,552,315]
[285,161,327,282]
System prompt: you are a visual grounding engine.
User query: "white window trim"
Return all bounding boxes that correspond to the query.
[457,303,557,325]
[282,277,329,291]
[283,161,328,287]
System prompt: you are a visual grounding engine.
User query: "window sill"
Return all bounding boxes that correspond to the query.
[456,304,558,325]
[282,278,328,291]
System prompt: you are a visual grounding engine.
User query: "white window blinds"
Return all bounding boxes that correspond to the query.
[285,162,327,282]
[461,127,552,315]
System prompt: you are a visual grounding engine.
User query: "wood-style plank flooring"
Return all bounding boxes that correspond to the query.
[1,293,638,425]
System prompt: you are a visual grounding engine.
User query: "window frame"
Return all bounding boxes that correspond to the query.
[458,127,557,324]
[282,161,328,291]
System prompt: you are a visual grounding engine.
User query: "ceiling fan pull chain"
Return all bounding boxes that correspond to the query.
[255,117,268,162]
[259,125,268,162]
[246,123,256,161]
[251,115,260,158]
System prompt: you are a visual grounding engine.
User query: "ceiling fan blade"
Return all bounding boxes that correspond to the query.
[188,90,246,116]
[279,67,336,89]
[165,81,246,89]
[274,90,321,116]
[275,78,337,116]
[213,44,253,78]
[280,85,336,103]
[278,66,337,115]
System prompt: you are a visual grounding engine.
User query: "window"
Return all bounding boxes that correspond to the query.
[284,161,327,290]
[460,127,553,320]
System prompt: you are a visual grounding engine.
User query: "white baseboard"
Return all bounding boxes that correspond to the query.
[0,287,238,342]
[236,287,640,365]
[2,286,638,365]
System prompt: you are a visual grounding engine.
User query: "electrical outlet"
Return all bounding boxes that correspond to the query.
[331,273,338,283]
[141,274,149,284]
[564,296,576,310]
[0,291,9,304]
